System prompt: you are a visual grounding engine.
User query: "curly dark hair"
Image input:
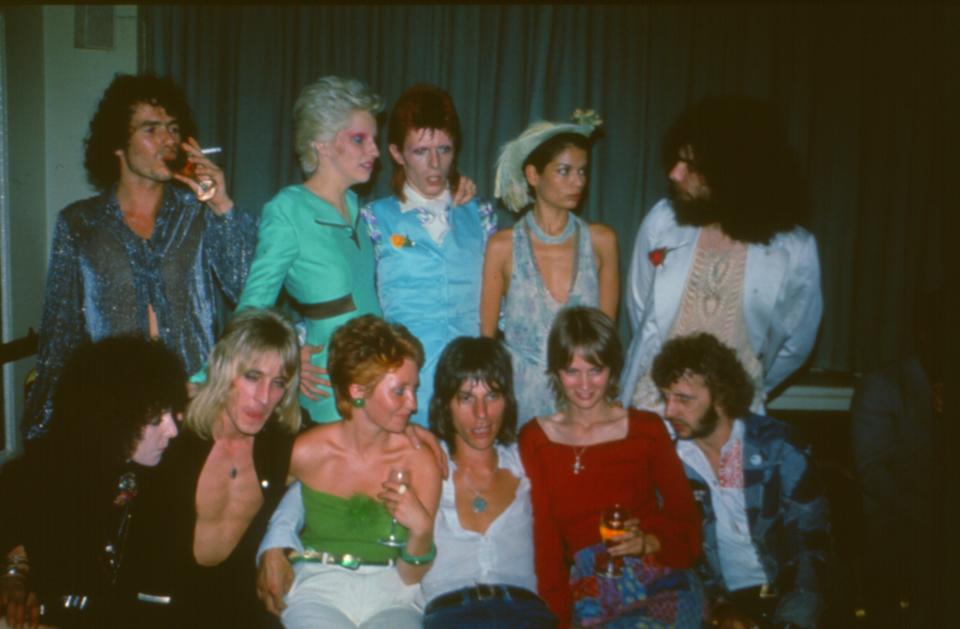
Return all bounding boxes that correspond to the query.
[387,83,463,200]
[84,73,197,190]
[327,315,424,419]
[429,337,517,455]
[650,333,754,420]
[47,336,188,470]
[661,95,807,244]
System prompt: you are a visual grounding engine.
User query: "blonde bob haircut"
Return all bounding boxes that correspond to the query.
[186,309,301,439]
[293,75,384,176]
[327,315,424,420]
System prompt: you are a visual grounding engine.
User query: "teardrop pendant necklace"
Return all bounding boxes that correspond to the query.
[572,446,589,475]
[461,467,493,514]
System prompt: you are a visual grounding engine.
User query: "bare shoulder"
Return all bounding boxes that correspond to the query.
[405,440,442,481]
[291,423,340,469]
[486,227,513,254]
[588,222,618,247]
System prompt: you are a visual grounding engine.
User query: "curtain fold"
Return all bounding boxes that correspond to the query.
[144,3,948,376]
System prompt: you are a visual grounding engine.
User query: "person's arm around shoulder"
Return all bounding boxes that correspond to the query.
[479,228,513,337]
[589,222,620,320]
[389,446,442,585]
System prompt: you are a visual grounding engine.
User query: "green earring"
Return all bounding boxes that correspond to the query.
[352,397,365,408]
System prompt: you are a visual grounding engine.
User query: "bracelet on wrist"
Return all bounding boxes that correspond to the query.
[399,542,436,566]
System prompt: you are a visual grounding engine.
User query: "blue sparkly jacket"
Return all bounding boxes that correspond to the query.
[24,185,258,439]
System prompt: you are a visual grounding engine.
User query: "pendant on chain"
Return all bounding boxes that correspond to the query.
[471,494,488,513]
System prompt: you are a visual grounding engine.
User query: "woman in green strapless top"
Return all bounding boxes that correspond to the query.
[280,315,442,629]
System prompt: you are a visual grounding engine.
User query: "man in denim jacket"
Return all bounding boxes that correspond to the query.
[651,333,830,629]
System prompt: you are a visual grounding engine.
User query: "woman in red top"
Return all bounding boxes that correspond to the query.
[519,306,704,628]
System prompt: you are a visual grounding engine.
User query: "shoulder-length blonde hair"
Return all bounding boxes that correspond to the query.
[186,309,301,439]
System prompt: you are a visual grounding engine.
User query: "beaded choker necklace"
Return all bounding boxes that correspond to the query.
[525,211,575,245]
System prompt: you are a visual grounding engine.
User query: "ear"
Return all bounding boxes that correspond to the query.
[388,144,405,167]
[348,383,366,401]
[524,163,539,187]
[314,140,334,159]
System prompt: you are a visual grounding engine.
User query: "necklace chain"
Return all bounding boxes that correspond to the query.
[572,446,588,474]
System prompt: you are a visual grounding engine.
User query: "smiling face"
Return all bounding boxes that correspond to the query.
[322,109,380,186]
[130,411,179,466]
[389,128,455,199]
[525,146,588,213]
[558,352,611,411]
[116,103,181,185]
[221,351,289,438]
[355,358,420,433]
[450,378,506,453]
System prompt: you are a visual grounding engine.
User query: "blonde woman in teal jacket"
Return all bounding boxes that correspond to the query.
[236,76,383,423]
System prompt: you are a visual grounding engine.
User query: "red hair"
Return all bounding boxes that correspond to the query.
[387,84,462,199]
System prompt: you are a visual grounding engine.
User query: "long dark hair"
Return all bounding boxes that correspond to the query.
[47,336,188,472]
[661,95,807,244]
[429,337,517,455]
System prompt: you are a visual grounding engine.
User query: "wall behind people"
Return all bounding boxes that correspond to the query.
[144,5,946,377]
[2,5,138,458]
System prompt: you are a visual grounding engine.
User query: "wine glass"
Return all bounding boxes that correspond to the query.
[379,468,411,547]
[598,504,631,577]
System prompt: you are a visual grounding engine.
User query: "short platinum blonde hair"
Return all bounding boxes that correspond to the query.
[293,75,384,175]
[186,309,302,439]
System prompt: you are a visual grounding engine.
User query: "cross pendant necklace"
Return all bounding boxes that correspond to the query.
[572,446,588,475]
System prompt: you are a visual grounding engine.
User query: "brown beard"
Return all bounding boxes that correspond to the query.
[687,405,721,440]
[668,182,722,227]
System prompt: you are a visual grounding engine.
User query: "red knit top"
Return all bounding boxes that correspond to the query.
[518,408,702,626]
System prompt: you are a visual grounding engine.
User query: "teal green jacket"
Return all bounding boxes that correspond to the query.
[237,184,380,423]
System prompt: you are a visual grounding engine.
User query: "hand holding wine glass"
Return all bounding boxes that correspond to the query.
[379,467,411,547]
[598,504,631,577]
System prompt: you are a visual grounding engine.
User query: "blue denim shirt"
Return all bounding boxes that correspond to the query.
[24,185,258,439]
[682,413,831,628]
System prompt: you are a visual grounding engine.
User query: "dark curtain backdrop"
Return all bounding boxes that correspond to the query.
[144,3,949,378]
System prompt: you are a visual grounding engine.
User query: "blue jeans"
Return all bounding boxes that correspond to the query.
[423,585,557,629]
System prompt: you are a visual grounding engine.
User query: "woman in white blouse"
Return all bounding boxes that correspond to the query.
[255,336,555,627]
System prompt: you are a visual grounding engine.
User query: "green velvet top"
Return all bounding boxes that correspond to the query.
[299,485,402,562]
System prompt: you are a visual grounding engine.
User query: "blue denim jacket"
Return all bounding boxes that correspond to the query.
[682,414,831,628]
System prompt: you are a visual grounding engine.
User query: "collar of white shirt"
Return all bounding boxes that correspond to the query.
[399,183,452,245]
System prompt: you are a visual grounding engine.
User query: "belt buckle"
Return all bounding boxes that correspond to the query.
[759,583,778,599]
[474,584,497,601]
[337,553,361,570]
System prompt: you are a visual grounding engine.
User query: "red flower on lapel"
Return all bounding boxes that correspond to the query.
[648,247,671,267]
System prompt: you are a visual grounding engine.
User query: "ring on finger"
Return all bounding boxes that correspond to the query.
[397,484,407,495]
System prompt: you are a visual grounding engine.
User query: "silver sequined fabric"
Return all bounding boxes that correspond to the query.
[23,184,258,439]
